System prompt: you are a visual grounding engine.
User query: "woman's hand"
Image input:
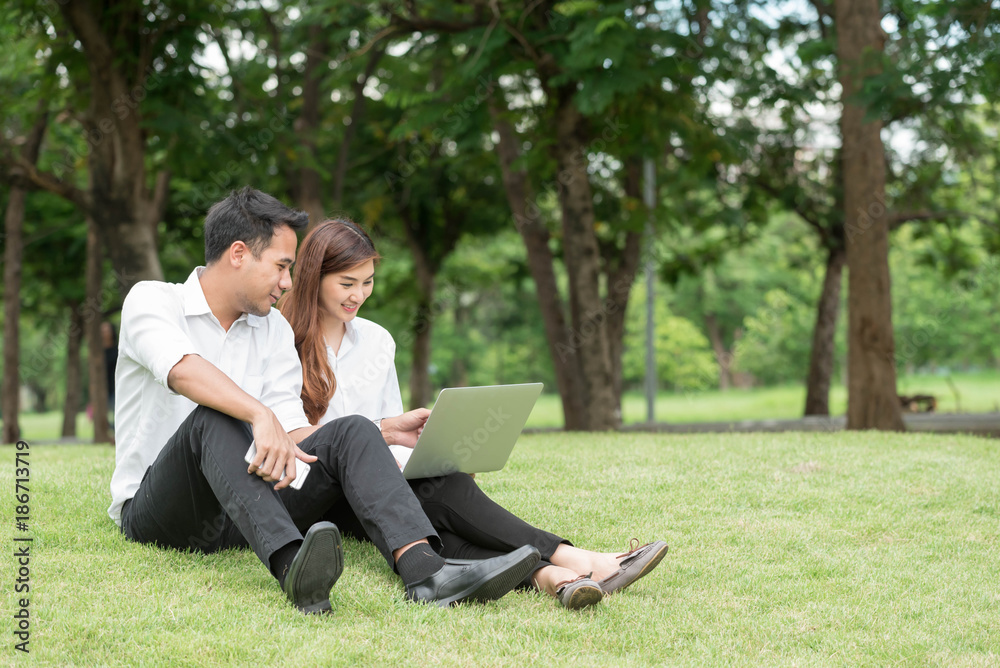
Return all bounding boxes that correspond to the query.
[379,408,430,447]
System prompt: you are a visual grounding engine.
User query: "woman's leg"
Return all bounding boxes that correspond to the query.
[437,530,548,589]
[410,473,643,583]
[439,530,583,598]
[409,473,567,560]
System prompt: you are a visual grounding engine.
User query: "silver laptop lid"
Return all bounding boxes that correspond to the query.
[400,383,543,479]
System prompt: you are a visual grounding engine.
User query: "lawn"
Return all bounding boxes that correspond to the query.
[526,370,1000,429]
[3,431,999,666]
[10,370,998,442]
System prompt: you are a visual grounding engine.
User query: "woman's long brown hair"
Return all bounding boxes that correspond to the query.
[278,219,380,424]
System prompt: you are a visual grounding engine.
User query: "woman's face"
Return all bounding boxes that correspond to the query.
[319,259,375,326]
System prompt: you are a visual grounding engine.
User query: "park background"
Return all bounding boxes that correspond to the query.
[2,2,1000,666]
[1,1,999,441]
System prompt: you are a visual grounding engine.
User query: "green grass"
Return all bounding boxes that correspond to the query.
[524,370,1000,429]
[13,412,97,443]
[3,432,1000,666]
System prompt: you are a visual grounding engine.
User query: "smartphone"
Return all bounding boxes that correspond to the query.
[244,441,311,490]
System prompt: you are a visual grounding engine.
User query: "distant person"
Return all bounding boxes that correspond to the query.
[101,321,118,429]
[278,219,669,609]
[110,187,540,614]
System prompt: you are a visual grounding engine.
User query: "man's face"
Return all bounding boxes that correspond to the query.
[236,225,297,317]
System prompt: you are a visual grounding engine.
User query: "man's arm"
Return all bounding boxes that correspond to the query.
[167,354,317,489]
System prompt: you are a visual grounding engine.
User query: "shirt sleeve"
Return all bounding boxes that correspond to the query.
[119,282,199,393]
[259,315,311,432]
[381,333,405,417]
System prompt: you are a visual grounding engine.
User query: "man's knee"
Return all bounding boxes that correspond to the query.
[346,414,379,434]
[187,406,252,446]
[319,414,380,439]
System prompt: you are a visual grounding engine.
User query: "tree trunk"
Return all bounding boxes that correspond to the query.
[2,188,27,444]
[604,284,631,414]
[95,198,164,292]
[835,0,904,430]
[551,92,619,430]
[297,25,329,228]
[393,169,461,411]
[332,47,384,209]
[398,208,438,410]
[804,245,846,415]
[489,105,588,429]
[86,220,111,444]
[60,0,169,292]
[28,385,48,413]
[704,313,733,390]
[604,158,645,415]
[408,274,435,411]
[3,106,49,444]
[61,302,84,438]
[451,304,470,387]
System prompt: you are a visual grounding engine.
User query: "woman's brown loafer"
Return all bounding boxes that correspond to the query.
[555,574,603,610]
[596,540,668,595]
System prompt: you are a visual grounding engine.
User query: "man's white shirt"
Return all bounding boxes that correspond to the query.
[108,267,310,525]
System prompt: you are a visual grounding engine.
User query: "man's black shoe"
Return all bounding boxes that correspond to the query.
[282,521,343,614]
[405,545,540,607]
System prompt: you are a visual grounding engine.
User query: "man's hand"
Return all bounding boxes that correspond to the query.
[165,355,316,490]
[247,408,318,490]
[379,408,430,448]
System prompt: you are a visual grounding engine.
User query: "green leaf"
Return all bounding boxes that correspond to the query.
[553,1,601,17]
[595,17,628,35]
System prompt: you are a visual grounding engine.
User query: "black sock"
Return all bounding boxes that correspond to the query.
[395,543,446,586]
[270,539,302,587]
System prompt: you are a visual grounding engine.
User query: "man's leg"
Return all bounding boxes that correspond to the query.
[121,406,302,566]
[121,406,342,613]
[437,530,553,589]
[278,415,439,566]
[278,416,542,606]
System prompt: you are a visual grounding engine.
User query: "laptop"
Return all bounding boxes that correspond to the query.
[389,383,543,479]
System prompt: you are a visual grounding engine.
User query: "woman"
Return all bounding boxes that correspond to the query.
[279,219,667,609]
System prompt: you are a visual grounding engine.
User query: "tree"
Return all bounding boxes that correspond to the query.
[1,1,222,293]
[1,9,52,442]
[835,0,904,430]
[376,1,703,429]
[723,0,997,417]
[2,105,47,443]
[373,40,513,408]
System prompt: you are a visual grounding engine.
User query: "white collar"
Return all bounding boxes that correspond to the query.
[182,267,260,328]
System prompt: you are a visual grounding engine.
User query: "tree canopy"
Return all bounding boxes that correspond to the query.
[2,0,997,438]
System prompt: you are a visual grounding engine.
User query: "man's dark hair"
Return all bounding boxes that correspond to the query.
[204,187,309,264]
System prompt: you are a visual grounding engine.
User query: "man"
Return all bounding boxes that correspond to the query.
[110,187,538,613]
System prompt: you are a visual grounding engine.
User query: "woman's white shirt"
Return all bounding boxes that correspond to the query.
[316,317,403,425]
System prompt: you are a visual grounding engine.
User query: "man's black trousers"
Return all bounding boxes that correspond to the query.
[120,406,439,570]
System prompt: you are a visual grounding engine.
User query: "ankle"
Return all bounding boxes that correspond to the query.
[551,545,616,580]
[587,553,623,582]
[549,544,592,573]
[395,543,445,586]
[270,539,302,587]
[534,565,580,597]
[392,539,429,562]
